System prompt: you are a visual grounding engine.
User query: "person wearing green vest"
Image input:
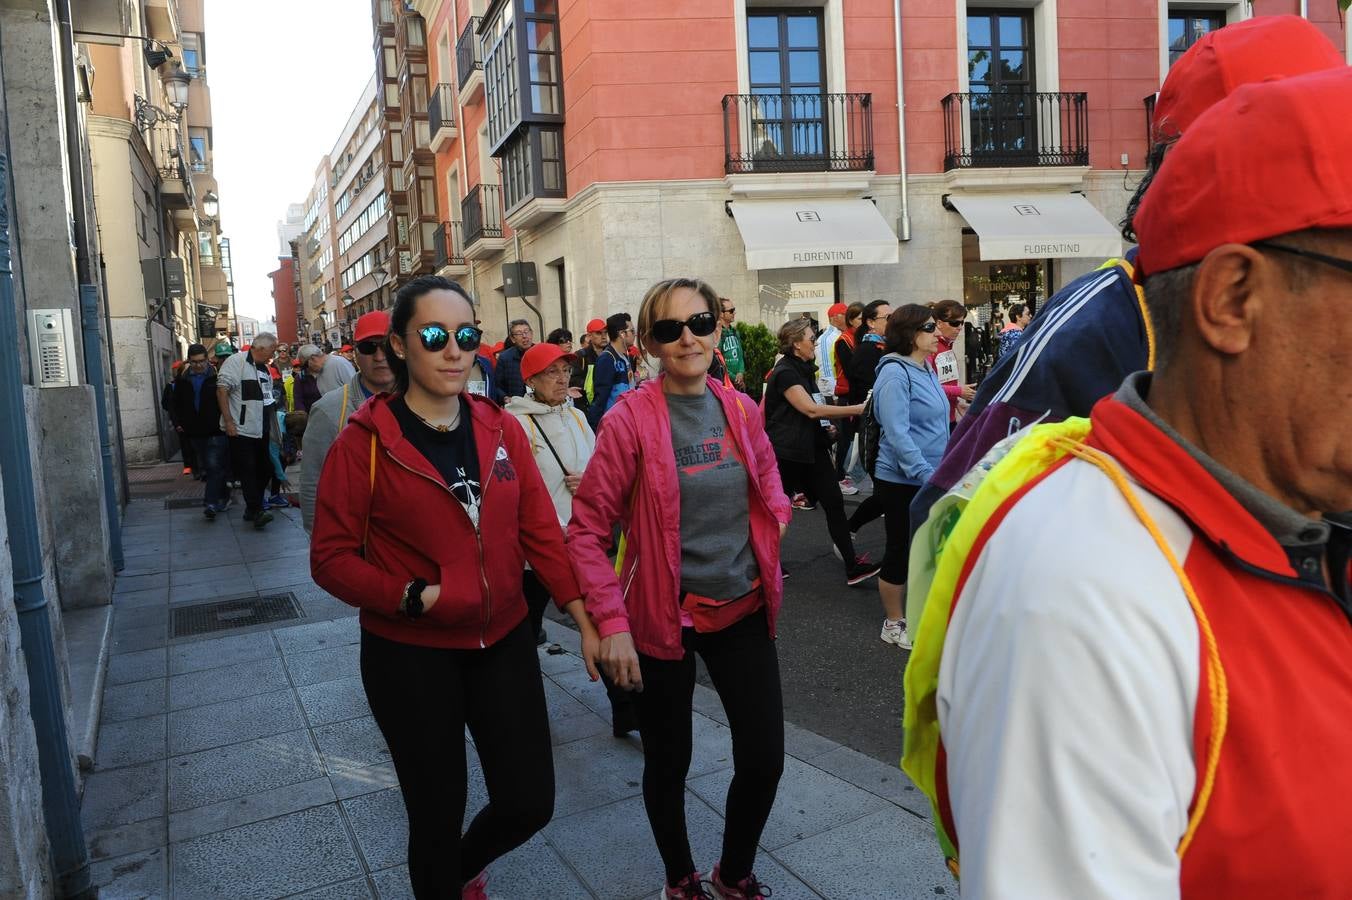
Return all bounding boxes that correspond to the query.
[717,297,746,389]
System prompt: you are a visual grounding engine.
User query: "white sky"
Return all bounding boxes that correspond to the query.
[207,0,374,323]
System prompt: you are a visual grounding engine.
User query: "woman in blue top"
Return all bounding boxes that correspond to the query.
[869,304,949,650]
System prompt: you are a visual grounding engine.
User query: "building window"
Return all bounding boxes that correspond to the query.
[188,130,208,173]
[198,231,216,266]
[181,33,203,75]
[136,202,147,241]
[1167,11,1223,67]
[378,0,394,24]
[484,2,519,149]
[500,125,565,213]
[524,6,561,115]
[338,191,388,254]
[407,16,426,48]
[966,10,1036,162]
[746,11,826,159]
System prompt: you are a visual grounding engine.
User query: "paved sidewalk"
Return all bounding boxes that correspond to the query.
[85,489,951,899]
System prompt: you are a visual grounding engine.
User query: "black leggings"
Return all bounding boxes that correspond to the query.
[834,415,857,479]
[634,610,785,886]
[522,568,637,726]
[361,619,554,897]
[860,476,919,584]
[777,453,857,565]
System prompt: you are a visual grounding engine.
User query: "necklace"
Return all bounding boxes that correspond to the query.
[407,401,460,433]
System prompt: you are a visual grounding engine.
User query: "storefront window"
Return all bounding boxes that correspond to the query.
[960,231,1048,380]
[757,266,836,326]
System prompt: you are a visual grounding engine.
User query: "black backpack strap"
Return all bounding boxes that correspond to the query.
[527,414,572,476]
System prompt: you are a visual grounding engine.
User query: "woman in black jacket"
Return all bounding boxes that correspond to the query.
[845,300,892,404]
[763,318,876,587]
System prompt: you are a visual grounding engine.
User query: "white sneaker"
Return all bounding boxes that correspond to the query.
[880,619,911,650]
[838,477,859,496]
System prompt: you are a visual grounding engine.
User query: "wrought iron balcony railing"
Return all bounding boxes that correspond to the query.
[941,91,1089,170]
[462,183,503,247]
[433,220,465,268]
[429,83,456,138]
[722,92,874,175]
[456,16,483,87]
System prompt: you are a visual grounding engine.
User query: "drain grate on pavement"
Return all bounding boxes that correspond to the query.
[171,593,303,638]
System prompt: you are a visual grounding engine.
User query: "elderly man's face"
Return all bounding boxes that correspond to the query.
[510,324,533,350]
[1173,229,1352,516]
[250,342,275,365]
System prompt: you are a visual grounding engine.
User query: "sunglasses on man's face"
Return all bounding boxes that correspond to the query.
[355,340,383,356]
[411,324,483,353]
[942,319,964,327]
[650,311,717,344]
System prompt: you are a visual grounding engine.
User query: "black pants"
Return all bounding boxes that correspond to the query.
[177,430,197,470]
[777,453,857,565]
[834,415,858,479]
[522,568,637,725]
[634,610,785,886]
[361,620,554,897]
[864,477,920,585]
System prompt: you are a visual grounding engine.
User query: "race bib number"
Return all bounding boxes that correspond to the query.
[934,350,959,385]
[466,380,487,397]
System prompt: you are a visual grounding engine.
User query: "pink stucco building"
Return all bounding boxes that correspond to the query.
[404,0,1348,355]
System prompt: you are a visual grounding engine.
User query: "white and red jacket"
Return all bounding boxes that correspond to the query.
[937,381,1352,898]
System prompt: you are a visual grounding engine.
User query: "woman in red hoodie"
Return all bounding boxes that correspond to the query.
[310,275,600,899]
[568,277,792,900]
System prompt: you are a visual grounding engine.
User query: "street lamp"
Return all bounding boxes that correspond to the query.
[202,191,219,219]
[161,60,191,111]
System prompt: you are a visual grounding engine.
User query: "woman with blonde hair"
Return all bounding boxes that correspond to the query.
[568,277,791,900]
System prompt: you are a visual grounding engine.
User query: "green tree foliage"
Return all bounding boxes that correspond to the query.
[733,322,777,400]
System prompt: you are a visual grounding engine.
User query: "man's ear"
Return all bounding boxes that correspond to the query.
[1188,243,1272,357]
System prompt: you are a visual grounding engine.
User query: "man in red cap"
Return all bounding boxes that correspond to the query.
[571,317,609,398]
[926,65,1352,897]
[908,16,1346,638]
[300,310,396,532]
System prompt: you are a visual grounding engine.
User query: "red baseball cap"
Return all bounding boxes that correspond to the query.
[586,318,606,333]
[1136,66,1352,277]
[353,310,390,343]
[520,342,579,382]
[1152,16,1343,145]
[827,303,847,317]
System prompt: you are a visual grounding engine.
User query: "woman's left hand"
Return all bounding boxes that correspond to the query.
[563,599,602,682]
[564,474,583,494]
[779,521,789,541]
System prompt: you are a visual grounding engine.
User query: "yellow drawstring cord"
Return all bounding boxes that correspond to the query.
[1051,438,1227,857]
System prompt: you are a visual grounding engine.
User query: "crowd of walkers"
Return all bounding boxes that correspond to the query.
[164,22,1352,898]
[267,257,975,898]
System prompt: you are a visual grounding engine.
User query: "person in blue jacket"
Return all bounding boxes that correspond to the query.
[869,304,949,650]
[585,312,635,431]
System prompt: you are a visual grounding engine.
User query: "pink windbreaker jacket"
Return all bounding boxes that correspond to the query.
[566,376,793,660]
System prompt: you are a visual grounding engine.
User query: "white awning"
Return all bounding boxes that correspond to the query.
[949,193,1123,261]
[730,198,899,270]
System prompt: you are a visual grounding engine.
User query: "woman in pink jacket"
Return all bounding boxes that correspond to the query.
[567,277,792,900]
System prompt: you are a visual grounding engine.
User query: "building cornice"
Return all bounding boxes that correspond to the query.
[88,114,157,183]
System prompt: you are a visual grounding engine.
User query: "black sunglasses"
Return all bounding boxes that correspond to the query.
[942,318,964,327]
[650,312,717,344]
[411,324,482,353]
[355,340,383,356]
[920,322,938,333]
[1253,241,1352,278]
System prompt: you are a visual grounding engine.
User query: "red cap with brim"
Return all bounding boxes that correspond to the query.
[520,342,579,382]
[1152,15,1343,145]
[827,303,847,317]
[586,318,606,333]
[353,311,390,343]
[1136,66,1352,277]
